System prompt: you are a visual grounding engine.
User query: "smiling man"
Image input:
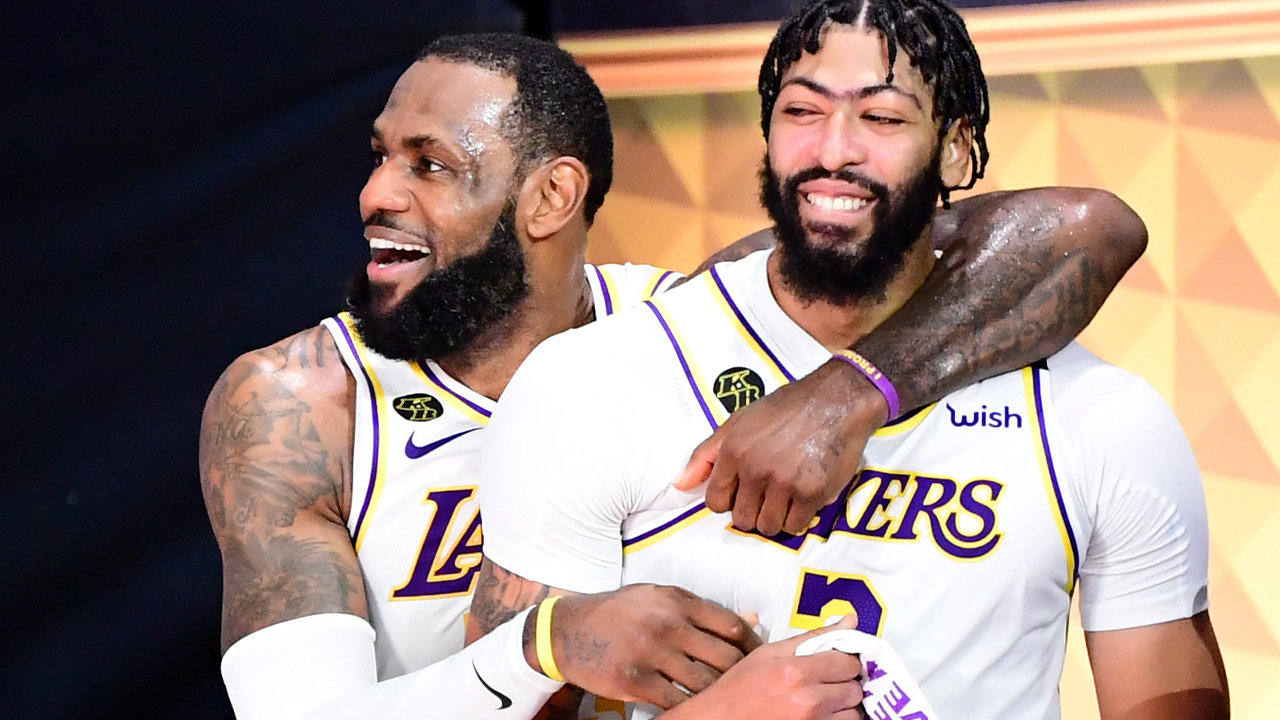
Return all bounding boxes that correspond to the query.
[474,2,1228,719]
[202,26,1151,720]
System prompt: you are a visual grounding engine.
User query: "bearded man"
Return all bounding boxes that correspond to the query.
[473,4,1226,719]
[202,27,1150,720]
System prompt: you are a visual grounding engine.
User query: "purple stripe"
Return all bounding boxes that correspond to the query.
[645,301,718,430]
[332,317,381,542]
[591,265,615,316]
[653,270,676,294]
[883,404,925,428]
[420,362,491,419]
[708,265,796,382]
[1032,366,1079,582]
[622,502,709,547]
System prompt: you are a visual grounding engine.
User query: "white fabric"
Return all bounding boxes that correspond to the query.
[221,609,563,720]
[794,629,940,720]
[317,262,680,680]
[479,249,1210,720]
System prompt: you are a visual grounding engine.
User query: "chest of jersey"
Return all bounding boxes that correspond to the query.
[325,315,491,677]
[619,273,1083,719]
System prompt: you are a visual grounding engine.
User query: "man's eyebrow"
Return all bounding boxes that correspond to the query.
[781,77,923,110]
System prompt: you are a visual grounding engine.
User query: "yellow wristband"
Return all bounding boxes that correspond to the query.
[535,596,565,682]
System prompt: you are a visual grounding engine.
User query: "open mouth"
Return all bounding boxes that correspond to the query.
[804,192,871,213]
[369,237,431,268]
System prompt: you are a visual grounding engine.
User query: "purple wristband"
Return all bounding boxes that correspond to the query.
[833,350,901,420]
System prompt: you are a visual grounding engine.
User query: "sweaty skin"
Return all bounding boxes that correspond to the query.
[205,36,1153,720]
[677,187,1147,536]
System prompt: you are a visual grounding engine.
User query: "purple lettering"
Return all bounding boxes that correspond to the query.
[889,476,957,541]
[392,488,482,598]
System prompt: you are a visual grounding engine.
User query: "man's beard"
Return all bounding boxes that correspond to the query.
[760,149,942,306]
[345,202,529,362]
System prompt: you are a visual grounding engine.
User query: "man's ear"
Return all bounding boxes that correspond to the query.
[519,156,590,241]
[938,118,974,190]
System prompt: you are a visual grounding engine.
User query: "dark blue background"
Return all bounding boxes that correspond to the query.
[0,1,1075,717]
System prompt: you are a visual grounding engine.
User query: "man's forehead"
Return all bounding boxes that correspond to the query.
[782,22,930,98]
[378,59,517,143]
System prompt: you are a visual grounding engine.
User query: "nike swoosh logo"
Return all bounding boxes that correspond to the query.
[473,660,512,710]
[405,428,481,460]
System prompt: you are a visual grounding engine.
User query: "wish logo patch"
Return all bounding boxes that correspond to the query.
[392,393,444,422]
[714,367,764,414]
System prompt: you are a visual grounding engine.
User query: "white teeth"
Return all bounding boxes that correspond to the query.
[368,237,431,255]
[805,193,868,212]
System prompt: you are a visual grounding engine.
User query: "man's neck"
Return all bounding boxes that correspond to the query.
[435,263,594,401]
[766,235,937,352]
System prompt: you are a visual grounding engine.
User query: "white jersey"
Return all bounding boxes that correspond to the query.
[480,249,1210,720]
[320,263,681,679]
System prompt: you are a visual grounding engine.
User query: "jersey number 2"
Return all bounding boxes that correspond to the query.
[790,568,886,635]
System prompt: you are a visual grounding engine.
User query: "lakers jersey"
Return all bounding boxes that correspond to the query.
[480,250,1209,720]
[320,263,681,679]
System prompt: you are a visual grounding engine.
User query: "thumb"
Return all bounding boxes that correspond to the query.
[674,432,724,491]
[770,613,861,655]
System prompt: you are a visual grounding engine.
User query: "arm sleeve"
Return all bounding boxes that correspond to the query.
[478,330,642,594]
[1052,352,1211,632]
[221,609,562,720]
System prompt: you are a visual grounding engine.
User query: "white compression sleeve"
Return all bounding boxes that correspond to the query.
[221,609,562,720]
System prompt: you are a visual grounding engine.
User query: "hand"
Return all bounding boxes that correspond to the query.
[669,614,866,720]
[675,359,888,536]
[546,585,763,709]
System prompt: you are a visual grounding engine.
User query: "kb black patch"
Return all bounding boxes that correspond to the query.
[713,367,764,414]
[393,393,444,422]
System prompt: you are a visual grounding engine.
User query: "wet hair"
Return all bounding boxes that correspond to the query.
[418,33,613,224]
[758,0,989,198]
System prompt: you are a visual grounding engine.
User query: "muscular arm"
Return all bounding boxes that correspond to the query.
[680,186,1148,535]
[199,326,361,653]
[1086,612,1228,720]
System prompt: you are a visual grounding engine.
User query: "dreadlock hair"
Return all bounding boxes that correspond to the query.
[758,0,989,204]
[418,33,613,224]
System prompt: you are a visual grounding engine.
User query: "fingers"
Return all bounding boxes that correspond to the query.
[674,432,721,491]
[755,488,791,537]
[626,673,694,710]
[675,622,747,674]
[790,650,863,684]
[766,612,861,656]
[703,451,742,516]
[658,655,721,696]
[684,596,763,654]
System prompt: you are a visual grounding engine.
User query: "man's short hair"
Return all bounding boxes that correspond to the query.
[418,33,613,224]
[758,0,990,194]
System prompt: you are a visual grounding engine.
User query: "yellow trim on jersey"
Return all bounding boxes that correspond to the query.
[622,506,714,555]
[408,362,491,425]
[641,267,673,300]
[649,296,731,426]
[336,312,391,553]
[872,403,937,437]
[597,264,623,313]
[1023,366,1077,595]
[702,273,792,387]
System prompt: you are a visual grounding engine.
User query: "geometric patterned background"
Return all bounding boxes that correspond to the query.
[585,57,1280,720]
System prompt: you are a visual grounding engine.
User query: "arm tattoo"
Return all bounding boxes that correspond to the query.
[200,326,360,651]
[471,560,552,637]
[856,192,1138,411]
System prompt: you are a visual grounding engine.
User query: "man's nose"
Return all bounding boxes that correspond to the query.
[816,113,869,173]
[359,162,412,217]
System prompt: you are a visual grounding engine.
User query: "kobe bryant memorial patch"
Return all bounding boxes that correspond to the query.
[392,393,444,422]
[714,367,764,414]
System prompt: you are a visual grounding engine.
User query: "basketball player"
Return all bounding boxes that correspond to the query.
[473,4,1228,719]
[200,29,1149,720]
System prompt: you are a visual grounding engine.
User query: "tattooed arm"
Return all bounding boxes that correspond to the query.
[468,559,866,719]
[678,186,1147,535]
[200,325,360,653]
